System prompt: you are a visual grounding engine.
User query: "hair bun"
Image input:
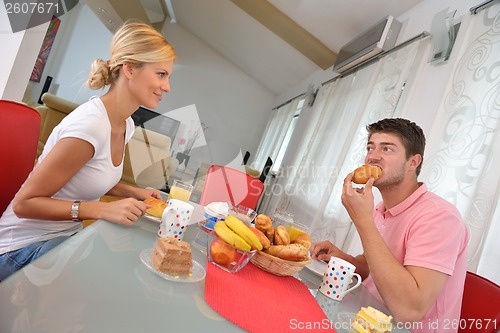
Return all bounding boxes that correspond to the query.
[87,58,112,90]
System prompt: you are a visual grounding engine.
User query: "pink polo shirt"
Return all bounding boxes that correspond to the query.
[362,183,468,333]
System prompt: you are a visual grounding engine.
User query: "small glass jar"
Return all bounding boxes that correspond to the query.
[271,208,294,229]
[271,208,309,241]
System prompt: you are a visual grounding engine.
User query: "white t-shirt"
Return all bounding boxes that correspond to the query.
[0,97,135,254]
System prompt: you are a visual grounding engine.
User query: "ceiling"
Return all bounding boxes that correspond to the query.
[83,0,424,95]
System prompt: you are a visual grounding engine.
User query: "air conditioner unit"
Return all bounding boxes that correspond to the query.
[333,16,402,74]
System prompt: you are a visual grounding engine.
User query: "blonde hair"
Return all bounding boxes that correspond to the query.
[87,20,176,90]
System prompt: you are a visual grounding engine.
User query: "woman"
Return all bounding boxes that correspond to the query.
[0,20,176,280]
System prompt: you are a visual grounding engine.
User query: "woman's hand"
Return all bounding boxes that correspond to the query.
[133,187,163,201]
[98,198,149,226]
[107,183,163,201]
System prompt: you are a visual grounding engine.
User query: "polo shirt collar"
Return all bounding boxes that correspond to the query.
[375,182,427,217]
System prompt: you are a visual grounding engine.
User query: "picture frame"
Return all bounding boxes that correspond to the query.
[30,16,61,83]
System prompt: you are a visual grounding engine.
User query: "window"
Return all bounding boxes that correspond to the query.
[270,97,304,174]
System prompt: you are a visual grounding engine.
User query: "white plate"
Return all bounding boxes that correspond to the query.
[143,213,161,223]
[305,259,328,276]
[139,248,206,283]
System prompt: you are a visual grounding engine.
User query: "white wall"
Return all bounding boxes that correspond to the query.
[0,5,49,101]
[31,2,112,103]
[159,22,276,169]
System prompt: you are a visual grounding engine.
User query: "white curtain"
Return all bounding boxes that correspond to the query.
[419,4,500,283]
[262,38,429,253]
[251,97,302,172]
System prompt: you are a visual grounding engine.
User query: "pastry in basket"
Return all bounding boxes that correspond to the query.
[274,225,290,245]
[291,233,312,250]
[264,244,309,262]
[254,214,275,242]
[352,306,393,333]
[144,198,167,218]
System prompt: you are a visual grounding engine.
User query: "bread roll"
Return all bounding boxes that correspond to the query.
[144,198,167,218]
[292,233,312,250]
[254,214,275,242]
[274,225,290,245]
[352,165,382,184]
[264,244,309,262]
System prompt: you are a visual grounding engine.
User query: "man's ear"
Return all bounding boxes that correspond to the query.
[409,154,422,171]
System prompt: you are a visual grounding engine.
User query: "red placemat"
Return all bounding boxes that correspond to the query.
[205,260,335,332]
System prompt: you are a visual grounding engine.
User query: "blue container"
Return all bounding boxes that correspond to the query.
[203,210,225,230]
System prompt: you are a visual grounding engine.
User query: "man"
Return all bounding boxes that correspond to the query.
[310,118,468,332]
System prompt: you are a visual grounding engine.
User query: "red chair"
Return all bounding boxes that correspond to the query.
[0,100,41,215]
[199,165,265,210]
[458,271,500,333]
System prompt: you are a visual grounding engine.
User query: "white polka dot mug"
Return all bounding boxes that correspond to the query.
[158,199,194,241]
[318,256,362,301]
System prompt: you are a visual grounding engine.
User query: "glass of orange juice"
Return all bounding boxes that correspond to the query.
[168,180,193,202]
[287,222,309,241]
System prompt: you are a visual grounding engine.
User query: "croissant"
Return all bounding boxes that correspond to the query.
[352,165,382,184]
[264,244,309,262]
[254,214,275,242]
[274,226,290,245]
[144,198,167,218]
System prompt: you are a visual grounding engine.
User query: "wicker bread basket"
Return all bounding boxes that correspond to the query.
[250,250,312,276]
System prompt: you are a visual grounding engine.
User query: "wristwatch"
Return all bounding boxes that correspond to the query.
[71,201,81,222]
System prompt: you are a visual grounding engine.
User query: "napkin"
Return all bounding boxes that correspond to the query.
[205,260,335,332]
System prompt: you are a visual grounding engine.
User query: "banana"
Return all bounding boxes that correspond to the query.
[225,215,263,251]
[214,221,251,252]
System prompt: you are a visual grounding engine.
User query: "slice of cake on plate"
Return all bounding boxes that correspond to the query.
[352,306,393,333]
[151,237,193,275]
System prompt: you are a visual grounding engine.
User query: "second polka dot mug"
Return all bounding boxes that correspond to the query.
[158,199,194,241]
[318,256,362,301]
